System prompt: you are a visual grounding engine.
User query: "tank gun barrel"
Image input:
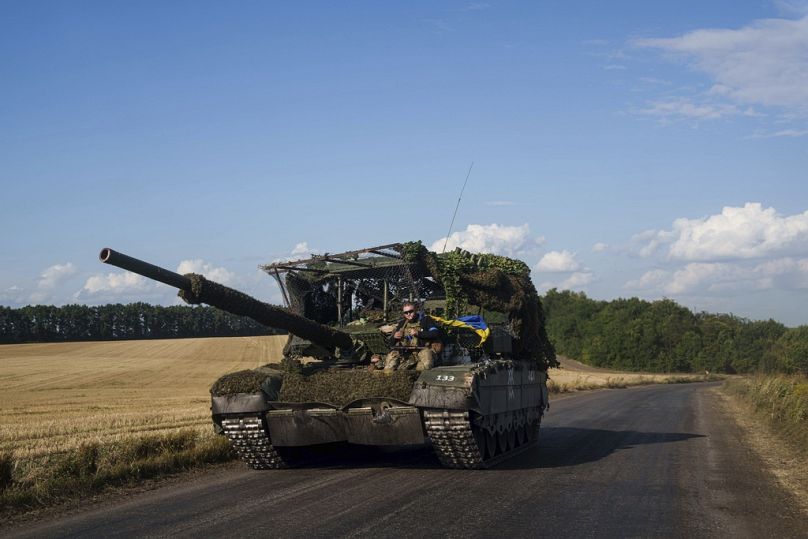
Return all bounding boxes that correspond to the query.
[100,248,191,290]
[98,247,355,352]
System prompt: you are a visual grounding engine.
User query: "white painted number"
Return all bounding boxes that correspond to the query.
[436,375,455,382]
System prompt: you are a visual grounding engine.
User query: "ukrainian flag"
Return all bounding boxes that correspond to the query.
[430,314,490,346]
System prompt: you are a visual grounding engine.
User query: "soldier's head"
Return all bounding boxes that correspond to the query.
[402,301,418,320]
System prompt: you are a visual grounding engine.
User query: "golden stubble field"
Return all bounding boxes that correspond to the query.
[0,336,286,461]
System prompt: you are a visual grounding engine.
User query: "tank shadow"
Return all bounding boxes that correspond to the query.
[281,427,705,470]
[497,427,706,470]
[283,443,443,470]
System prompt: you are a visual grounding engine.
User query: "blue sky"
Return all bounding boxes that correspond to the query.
[2,1,807,326]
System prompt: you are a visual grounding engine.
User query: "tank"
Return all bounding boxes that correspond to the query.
[99,242,557,469]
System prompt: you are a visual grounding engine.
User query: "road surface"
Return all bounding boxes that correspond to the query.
[7,383,806,538]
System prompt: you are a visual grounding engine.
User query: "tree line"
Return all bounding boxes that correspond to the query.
[542,289,808,375]
[0,303,279,344]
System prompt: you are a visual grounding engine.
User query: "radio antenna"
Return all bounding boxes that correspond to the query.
[441,162,474,254]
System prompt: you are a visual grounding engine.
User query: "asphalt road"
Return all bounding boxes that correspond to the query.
[7,383,807,538]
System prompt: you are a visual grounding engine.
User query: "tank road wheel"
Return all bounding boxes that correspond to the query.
[526,419,541,444]
[221,415,289,470]
[516,423,527,446]
[497,430,509,454]
[507,426,517,450]
[485,430,497,459]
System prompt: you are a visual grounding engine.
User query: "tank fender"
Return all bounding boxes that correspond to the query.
[408,366,476,410]
[211,392,270,415]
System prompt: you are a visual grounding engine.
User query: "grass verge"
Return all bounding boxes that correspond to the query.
[723,374,808,455]
[0,429,233,517]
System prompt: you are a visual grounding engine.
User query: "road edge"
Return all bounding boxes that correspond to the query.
[713,386,808,517]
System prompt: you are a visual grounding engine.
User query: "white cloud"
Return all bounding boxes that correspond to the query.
[747,128,808,138]
[560,272,594,289]
[636,203,808,261]
[635,15,808,112]
[631,228,677,258]
[539,272,594,292]
[639,97,750,121]
[37,263,77,290]
[271,242,316,264]
[0,285,27,305]
[176,259,235,285]
[431,223,537,256]
[535,250,581,273]
[592,242,609,253]
[82,271,152,295]
[291,242,311,257]
[625,257,808,297]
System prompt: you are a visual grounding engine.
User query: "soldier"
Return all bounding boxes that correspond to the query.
[376,301,442,371]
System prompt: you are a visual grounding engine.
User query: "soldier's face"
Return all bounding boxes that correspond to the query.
[403,306,416,319]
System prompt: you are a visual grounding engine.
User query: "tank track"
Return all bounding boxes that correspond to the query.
[221,415,287,470]
[423,409,539,469]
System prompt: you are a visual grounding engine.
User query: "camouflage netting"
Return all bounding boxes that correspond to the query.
[278,370,421,406]
[210,367,420,405]
[210,368,275,397]
[402,241,558,370]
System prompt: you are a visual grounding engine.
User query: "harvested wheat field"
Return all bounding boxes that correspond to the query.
[548,355,715,392]
[0,335,287,461]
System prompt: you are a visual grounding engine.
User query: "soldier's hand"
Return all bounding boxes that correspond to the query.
[407,328,418,336]
[393,331,403,339]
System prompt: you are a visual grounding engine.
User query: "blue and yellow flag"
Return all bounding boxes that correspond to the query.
[430,314,490,346]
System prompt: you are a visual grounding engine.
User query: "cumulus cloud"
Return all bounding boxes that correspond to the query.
[535,250,581,273]
[538,272,594,292]
[625,258,808,296]
[0,285,27,305]
[291,242,312,257]
[430,223,539,256]
[176,259,235,285]
[635,15,808,111]
[37,263,77,290]
[592,242,609,253]
[635,203,808,261]
[82,271,152,295]
[271,242,316,263]
[23,262,80,304]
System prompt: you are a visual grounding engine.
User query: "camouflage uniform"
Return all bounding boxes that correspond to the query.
[383,318,436,371]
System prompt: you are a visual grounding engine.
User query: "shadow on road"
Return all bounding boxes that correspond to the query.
[498,427,706,469]
[280,426,705,471]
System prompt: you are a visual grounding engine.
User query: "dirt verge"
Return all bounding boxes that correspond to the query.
[715,386,808,517]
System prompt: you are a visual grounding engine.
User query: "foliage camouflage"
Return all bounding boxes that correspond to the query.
[401,241,558,370]
[210,369,277,397]
[210,366,421,405]
[277,369,421,406]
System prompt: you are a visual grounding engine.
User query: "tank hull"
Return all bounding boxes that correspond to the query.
[211,360,547,469]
